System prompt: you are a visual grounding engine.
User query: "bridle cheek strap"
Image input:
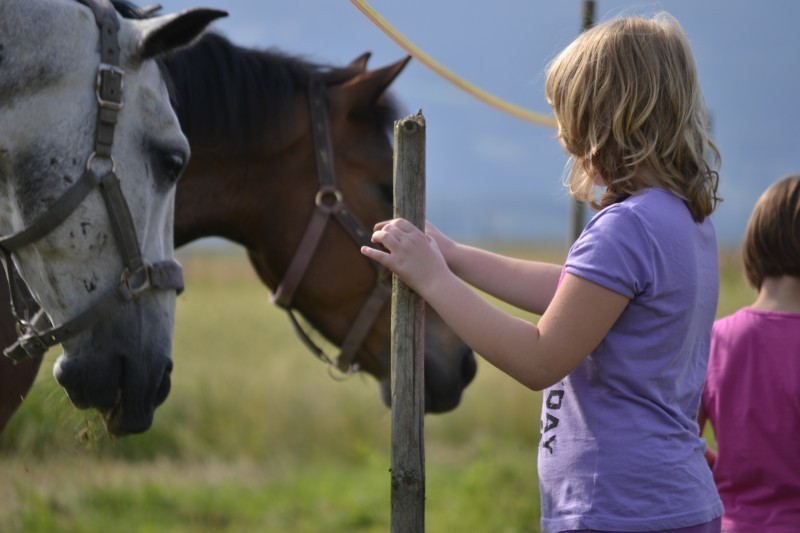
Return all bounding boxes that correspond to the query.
[271,77,391,373]
[0,0,183,361]
[3,260,183,361]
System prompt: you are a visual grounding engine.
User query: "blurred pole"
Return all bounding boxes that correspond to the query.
[582,0,596,32]
[569,0,595,244]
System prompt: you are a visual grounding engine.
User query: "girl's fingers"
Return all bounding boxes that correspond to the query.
[360,245,382,262]
[374,218,418,234]
[371,228,398,248]
[371,222,418,249]
[391,218,418,233]
[365,219,426,271]
[361,245,395,270]
[372,218,408,230]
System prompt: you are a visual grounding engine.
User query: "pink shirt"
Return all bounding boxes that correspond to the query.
[702,307,800,532]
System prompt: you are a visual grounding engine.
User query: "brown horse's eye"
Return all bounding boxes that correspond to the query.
[377,182,393,204]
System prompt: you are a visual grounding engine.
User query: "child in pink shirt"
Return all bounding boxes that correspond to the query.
[700,175,800,532]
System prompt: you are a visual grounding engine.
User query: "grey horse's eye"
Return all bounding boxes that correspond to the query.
[157,150,187,183]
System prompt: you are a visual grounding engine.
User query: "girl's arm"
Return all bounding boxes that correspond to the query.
[423,222,563,314]
[362,219,629,390]
[697,402,717,469]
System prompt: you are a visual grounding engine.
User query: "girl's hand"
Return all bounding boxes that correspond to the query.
[424,222,457,266]
[704,448,717,469]
[361,218,450,295]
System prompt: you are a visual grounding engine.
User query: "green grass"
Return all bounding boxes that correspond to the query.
[0,245,751,532]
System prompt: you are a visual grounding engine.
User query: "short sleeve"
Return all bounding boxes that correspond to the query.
[565,204,654,299]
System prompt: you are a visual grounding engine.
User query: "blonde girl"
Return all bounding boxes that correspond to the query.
[363,13,723,532]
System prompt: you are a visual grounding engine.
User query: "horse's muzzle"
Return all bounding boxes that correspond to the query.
[53,346,173,436]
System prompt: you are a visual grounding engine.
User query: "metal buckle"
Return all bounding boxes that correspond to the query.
[96,63,125,111]
[20,331,50,359]
[5,325,49,361]
[121,264,151,300]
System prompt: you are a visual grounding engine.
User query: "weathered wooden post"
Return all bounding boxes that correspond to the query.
[391,111,426,532]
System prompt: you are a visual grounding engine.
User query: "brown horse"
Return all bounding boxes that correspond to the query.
[0,2,476,433]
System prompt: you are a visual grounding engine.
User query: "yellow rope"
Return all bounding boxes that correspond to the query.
[349,0,557,128]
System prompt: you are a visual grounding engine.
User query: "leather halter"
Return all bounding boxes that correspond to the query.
[271,76,391,374]
[0,0,184,361]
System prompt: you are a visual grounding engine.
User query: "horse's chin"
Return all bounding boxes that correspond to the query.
[379,379,392,409]
[53,342,173,437]
[375,346,477,414]
[377,374,469,414]
[104,366,171,436]
[101,402,155,437]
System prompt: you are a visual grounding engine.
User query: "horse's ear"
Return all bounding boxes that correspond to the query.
[332,56,411,113]
[349,52,372,73]
[137,8,228,60]
[322,52,372,86]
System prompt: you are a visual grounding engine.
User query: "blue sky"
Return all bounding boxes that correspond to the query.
[160,0,800,246]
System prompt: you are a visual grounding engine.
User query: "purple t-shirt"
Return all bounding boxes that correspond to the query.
[538,189,723,532]
[703,308,800,532]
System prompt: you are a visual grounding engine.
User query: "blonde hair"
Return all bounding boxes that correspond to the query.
[743,175,800,289]
[545,13,721,221]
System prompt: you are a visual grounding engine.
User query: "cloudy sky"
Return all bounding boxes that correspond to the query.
[158,0,800,246]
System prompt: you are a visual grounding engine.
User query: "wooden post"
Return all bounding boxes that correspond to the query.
[569,0,596,244]
[390,111,426,533]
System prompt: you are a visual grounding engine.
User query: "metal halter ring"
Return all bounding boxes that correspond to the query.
[315,188,344,211]
[85,152,117,174]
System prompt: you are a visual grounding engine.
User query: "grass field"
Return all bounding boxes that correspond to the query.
[0,245,753,532]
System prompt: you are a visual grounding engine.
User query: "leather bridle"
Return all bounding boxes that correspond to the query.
[0,0,184,361]
[271,76,392,374]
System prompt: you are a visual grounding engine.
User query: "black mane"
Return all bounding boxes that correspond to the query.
[113,1,400,150]
[164,33,320,148]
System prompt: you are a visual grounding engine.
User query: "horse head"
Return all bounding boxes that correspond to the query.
[157,26,476,412]
[0,0,225,435]
[202,51,477,413]
[322,57,478,412]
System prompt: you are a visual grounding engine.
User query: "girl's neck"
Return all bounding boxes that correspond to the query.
[752,276,800,313]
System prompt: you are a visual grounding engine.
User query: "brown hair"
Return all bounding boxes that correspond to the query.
[545,13,721,221]
[743,175,800,289]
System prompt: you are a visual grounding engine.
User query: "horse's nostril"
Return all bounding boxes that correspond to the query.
[461,348,477,386]
[154,367,172,407]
